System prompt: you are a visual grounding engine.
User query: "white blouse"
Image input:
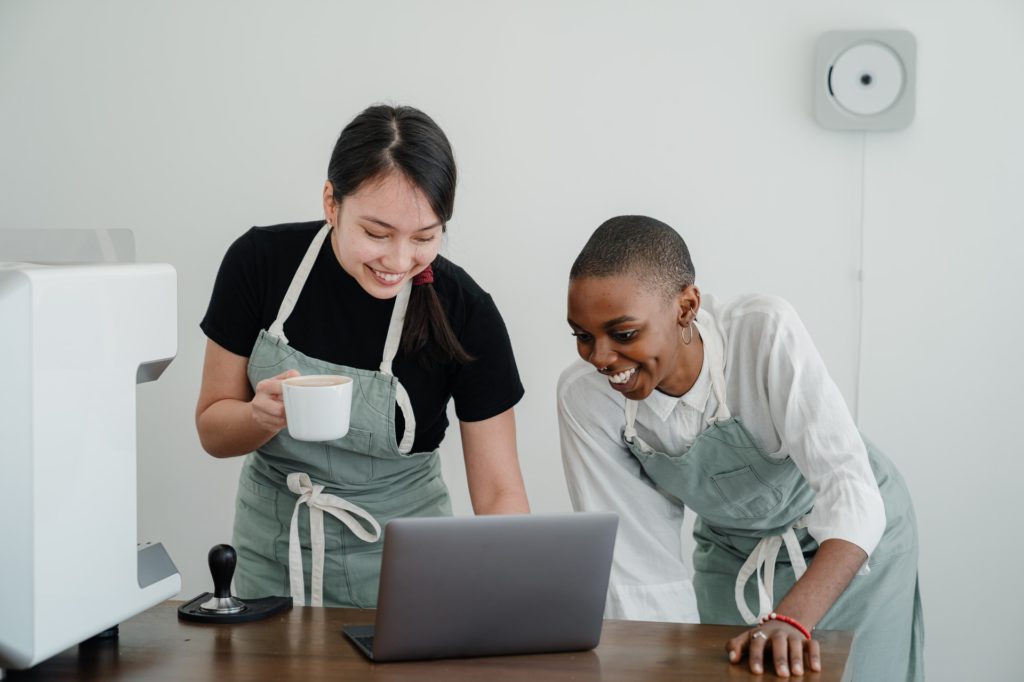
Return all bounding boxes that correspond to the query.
[557,293,885,623]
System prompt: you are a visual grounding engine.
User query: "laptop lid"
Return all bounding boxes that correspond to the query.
[367,512,618,662]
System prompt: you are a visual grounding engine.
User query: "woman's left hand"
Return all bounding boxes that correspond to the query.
[726,621,821,677]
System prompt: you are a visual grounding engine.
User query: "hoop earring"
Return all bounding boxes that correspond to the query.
[681,323,693,345]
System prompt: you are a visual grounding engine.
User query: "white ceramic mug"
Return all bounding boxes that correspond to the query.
[281,374,353,442]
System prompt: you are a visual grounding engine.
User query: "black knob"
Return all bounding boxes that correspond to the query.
[208,544,237,599]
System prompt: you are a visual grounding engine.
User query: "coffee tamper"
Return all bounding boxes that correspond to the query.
[178,543,292,624]
[199,544,247,614]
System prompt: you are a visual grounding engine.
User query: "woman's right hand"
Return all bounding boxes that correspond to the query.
[250,369,300,432]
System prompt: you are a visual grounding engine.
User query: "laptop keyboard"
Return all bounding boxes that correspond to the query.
[352,634,375,654]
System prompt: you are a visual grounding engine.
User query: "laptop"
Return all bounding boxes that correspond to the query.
[343,512,618,662]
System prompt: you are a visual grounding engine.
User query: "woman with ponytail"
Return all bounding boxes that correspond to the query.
[196,104,529,608]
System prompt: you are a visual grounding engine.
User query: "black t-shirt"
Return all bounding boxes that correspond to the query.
[200,220,524,452]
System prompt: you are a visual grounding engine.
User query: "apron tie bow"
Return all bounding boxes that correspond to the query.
[286,472,382,607]
[734,519,809,625]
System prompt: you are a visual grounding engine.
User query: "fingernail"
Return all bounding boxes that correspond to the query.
[729,650,737,661]
[752,663,762,674]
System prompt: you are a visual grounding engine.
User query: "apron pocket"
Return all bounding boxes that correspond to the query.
[711,466,783,519]
[326,426,373,457]
[234,475,287,563]
[325,429,374,484]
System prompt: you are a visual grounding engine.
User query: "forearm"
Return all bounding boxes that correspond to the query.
[470,484,530,515]
[775,538,866,629]
[197,398,279,458]
[460,409,530,515]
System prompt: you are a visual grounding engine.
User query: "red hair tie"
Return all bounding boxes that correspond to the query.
[413,264,434,286]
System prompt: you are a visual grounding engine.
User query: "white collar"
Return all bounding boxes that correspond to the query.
[641,347,712,422]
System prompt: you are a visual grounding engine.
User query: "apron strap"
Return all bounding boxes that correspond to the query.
[379,281,410,376]
[393,382,416,454]
[286,472,382,607]
[623,399,640,442]
[733,520,809,625]
[268,223,333,344]
[694,315,732,423]
[379,282,416,454]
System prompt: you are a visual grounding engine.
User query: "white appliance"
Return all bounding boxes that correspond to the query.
[0,257,181,675]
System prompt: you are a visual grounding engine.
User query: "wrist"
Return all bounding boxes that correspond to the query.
[759,612,812,640]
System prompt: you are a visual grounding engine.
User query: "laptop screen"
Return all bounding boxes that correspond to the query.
[351,512,618,662]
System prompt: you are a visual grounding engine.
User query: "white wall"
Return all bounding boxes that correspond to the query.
[857,4,1024,678]
[2,1,1020,678]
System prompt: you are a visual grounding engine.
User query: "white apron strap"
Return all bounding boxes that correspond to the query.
[733,519,809,625]
[623,399,640,442]
[286,472,382,607]
[694,316,732,423]
[379,282,416,454]
[267,223,333,344]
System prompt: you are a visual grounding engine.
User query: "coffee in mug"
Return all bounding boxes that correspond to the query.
[281,374,353,442]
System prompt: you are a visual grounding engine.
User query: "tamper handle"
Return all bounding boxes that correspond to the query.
[208,544,237,599]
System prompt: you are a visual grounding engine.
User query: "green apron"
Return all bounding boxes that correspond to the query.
[622,317,923,681]
[232,223,452,608]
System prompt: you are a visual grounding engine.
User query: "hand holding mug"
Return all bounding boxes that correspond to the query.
[251,369,300,433]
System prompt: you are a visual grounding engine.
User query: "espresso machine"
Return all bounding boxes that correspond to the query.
[0,230,181,676]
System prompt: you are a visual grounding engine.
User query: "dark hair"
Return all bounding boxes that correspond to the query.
[327,104,473,365]
[569,215,695,300]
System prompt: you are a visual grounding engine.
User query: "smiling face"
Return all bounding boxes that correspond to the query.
[567,274,703,400]
[324,170,442,299]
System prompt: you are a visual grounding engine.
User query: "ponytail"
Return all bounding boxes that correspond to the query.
[401,280,474,365]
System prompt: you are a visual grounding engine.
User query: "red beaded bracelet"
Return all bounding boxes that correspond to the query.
[761,612,812,640]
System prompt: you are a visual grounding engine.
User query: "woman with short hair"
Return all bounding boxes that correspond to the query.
[558,215,922,679]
